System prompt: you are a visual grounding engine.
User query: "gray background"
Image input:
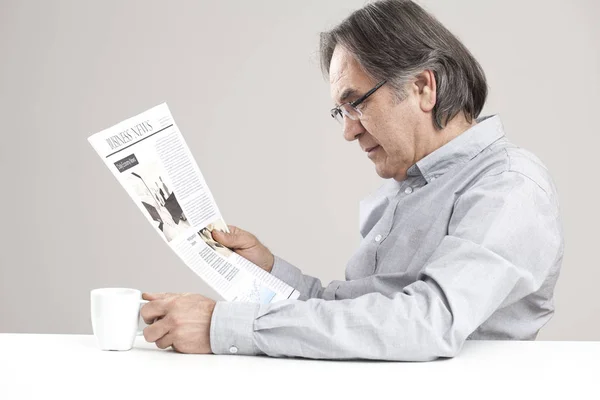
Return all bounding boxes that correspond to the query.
[1,0,598,340]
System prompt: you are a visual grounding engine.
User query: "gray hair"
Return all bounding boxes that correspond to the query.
[320,0,487,129]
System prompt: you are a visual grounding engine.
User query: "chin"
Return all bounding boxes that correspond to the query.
[375,163,407,181]
[374,165,393,179]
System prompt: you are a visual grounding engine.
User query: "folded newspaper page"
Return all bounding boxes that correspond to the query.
[88,103,300,303]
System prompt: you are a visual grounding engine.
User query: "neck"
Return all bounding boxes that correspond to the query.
[393,112,478,182]
[441,112,477,142]
[418,112,477,161]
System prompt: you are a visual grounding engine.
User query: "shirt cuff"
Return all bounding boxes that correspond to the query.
[271,255,305,290]
[210,301,262,356]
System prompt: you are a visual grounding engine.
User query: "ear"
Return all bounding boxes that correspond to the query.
[413,70,437,113]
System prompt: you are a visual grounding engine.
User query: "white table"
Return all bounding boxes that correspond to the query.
[1,334,598,399]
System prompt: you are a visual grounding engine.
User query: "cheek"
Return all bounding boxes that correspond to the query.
[379,136,414,172]
[375,124,404,157]
[366,104,411,159]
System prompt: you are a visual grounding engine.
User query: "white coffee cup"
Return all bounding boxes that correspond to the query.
[90,288,148,351]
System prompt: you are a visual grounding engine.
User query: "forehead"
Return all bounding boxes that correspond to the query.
[329,46,374,104]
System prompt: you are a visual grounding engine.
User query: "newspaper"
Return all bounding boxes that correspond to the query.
[88,103,300,303]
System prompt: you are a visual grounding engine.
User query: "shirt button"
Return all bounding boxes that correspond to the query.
[375,234,382,242]
[404,187,413,194]
[229,346,238,354]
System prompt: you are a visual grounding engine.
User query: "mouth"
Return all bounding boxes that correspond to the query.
[365,145,380,154]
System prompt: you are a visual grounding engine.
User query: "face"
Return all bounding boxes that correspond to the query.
[329,46,432,181]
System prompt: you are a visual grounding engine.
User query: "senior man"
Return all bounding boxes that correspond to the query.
[141,0,563,361]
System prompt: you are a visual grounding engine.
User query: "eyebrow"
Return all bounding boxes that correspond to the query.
[336,88,358,105]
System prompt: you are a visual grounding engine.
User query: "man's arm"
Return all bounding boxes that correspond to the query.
[211,225,329,300]
[269,256,327,300]
[210,171,563,360]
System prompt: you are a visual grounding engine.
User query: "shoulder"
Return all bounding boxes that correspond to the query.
[453,139,561,218]
[503,145,557,198]
[471,139,558,197]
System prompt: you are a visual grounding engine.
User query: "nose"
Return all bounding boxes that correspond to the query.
[342,117,364,142]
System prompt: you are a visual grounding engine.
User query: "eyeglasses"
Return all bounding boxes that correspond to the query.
[330,80,387,125]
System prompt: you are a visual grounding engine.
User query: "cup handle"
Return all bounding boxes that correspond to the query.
[137,300,149,336]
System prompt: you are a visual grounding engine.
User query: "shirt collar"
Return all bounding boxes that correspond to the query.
[406,114,506,183]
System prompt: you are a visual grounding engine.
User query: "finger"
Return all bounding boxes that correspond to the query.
[140,299,170,324]
[155,332,174,350]
[210,229,230,244]
[210,229,227,238]
[143,317,171,343]
[142,292,173,301]
[212,227,249,248]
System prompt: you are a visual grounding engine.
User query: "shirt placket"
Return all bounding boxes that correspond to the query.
[371,178,423,271]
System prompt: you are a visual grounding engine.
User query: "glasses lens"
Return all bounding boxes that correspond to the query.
[331,104,361,126]
[341,104,361,121]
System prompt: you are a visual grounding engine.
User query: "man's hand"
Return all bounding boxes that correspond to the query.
[211,225,274,273]
[140,292,216,354]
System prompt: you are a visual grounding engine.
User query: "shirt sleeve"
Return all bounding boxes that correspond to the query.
[210,171,563,360]
[270,256,327,300]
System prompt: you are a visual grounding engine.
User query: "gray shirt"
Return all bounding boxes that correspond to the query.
[210,115,564,361]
